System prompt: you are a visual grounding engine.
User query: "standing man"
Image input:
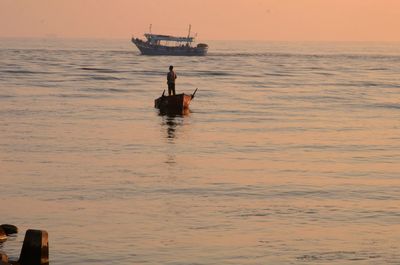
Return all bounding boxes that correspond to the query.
[167,65,177,96]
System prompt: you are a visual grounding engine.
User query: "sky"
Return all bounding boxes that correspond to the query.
[1,0,400,41]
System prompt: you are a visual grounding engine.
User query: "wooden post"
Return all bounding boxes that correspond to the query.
[18,230,49,265]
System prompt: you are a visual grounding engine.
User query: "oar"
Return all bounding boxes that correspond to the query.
[191,88,198,99]
[161,90,165,97]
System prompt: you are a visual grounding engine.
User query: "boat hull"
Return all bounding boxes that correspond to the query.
[132,38,208,56]
[155,93,193,113]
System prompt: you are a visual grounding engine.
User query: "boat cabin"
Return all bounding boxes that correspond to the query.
[144,34,195,47]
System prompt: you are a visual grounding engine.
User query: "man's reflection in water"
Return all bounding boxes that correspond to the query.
[160,110,189,140]
[159,110,190,166]
[166,116,178,139]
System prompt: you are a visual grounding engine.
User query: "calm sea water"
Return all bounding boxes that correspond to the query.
[1,38,400,265]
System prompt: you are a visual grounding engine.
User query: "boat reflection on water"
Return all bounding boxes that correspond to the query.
[158,110,190,166]
[159,109,190,140]
[155,88,195,166]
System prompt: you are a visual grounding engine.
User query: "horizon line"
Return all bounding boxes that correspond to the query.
[1,36,400,43]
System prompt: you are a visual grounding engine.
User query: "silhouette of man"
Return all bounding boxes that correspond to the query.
[167,65,177,96]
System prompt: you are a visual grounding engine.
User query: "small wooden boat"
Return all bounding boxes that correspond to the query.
[155,88,197,114]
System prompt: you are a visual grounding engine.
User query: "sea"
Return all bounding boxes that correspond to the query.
[0,38,399,265]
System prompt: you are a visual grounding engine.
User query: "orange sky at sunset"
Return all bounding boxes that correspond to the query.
[1,0,399,41]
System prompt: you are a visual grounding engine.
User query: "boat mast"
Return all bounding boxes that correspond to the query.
[149,24,152,33]
[186,24,191,46]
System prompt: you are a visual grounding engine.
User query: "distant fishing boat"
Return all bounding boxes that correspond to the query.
[132,25,208,56]
[155,89,198,114]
